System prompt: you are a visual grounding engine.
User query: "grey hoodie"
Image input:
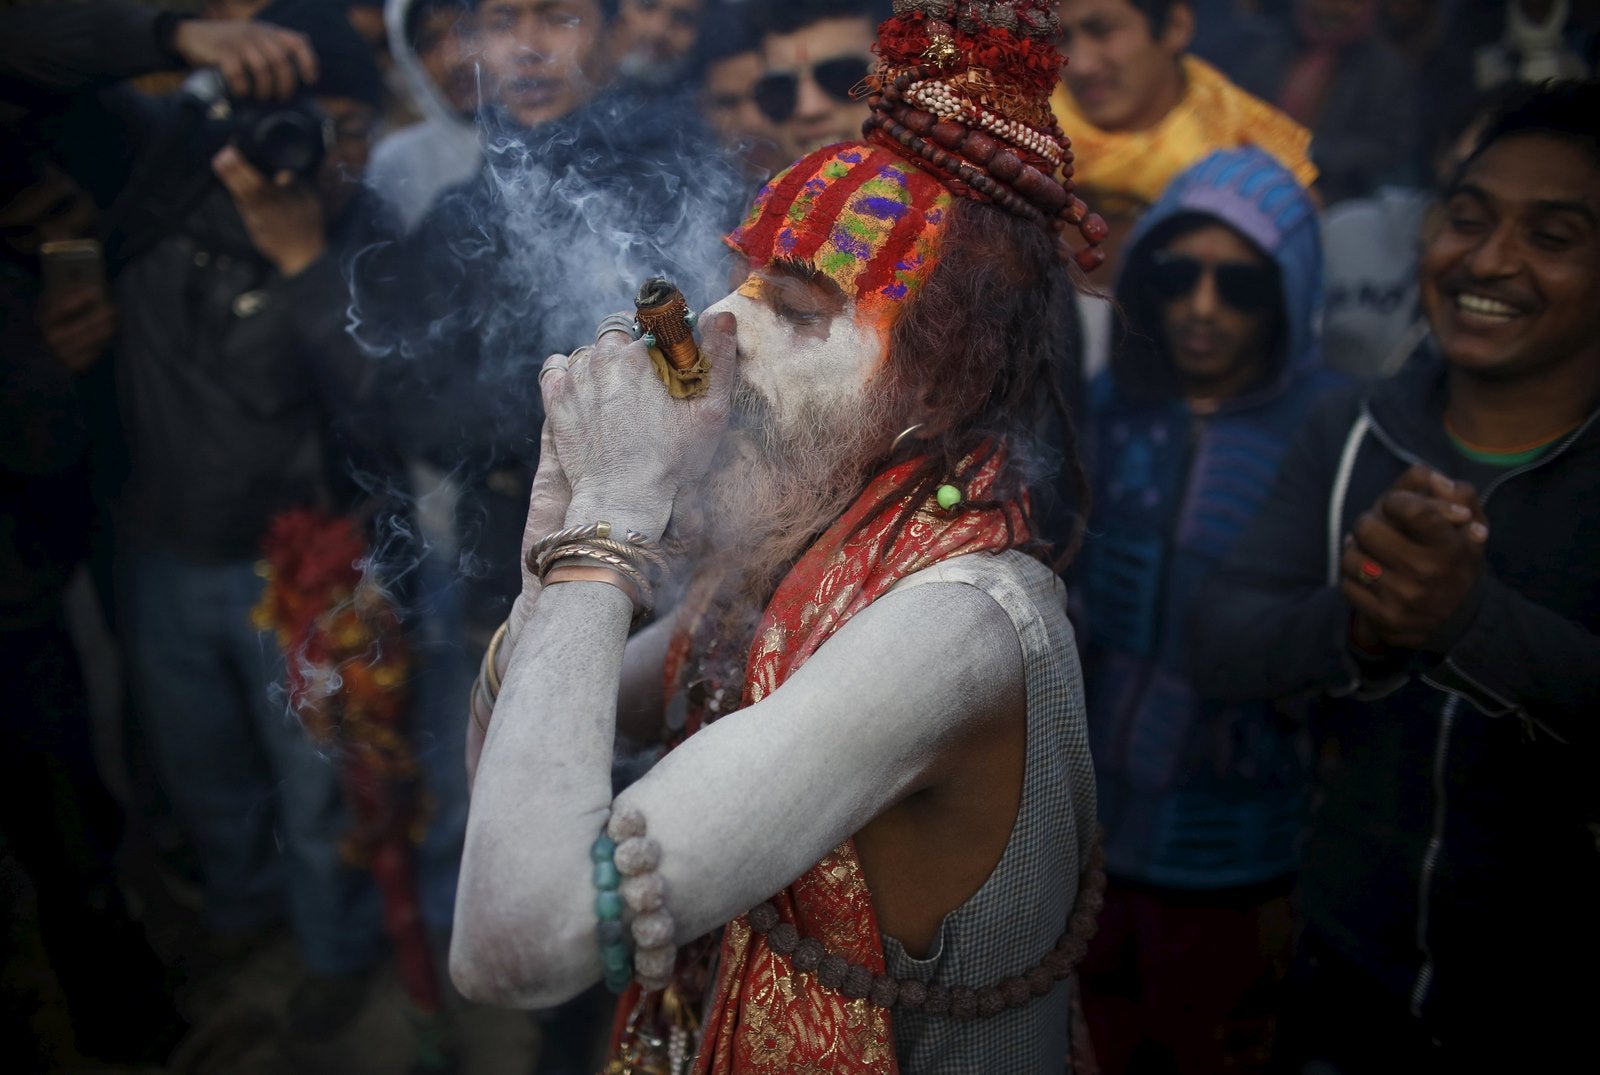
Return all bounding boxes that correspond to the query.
[366,0,481,230]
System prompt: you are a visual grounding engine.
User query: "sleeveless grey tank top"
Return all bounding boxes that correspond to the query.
[880,550,1096,1073]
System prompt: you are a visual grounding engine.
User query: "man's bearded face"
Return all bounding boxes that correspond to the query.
[708,263,894,440]
[684,264,905,593]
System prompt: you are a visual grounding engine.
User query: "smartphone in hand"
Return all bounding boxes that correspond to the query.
[38,238,106,299]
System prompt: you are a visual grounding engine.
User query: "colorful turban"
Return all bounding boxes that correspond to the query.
[726,143,953,313]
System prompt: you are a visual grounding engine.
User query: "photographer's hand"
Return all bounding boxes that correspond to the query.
[38,286,116,374]
[172,18,317,100]
[213,146,325,277]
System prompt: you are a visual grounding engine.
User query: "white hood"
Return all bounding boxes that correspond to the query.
[385,0,475,131]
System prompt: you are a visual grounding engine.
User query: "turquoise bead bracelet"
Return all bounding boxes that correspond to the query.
[592,831,632,992]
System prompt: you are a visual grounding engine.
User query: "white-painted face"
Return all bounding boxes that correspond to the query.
[689,265,902,599]
[701,265,891,440]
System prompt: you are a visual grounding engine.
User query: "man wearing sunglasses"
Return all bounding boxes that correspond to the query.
[751,0,880,166]
[1072,147,1346,1073]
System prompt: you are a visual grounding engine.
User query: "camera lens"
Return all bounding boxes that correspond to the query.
[240,108,329,178]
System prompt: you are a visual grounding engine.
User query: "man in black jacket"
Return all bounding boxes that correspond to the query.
[351,0,741,651]
[1191,80,1600,1071]
[1,0,398,1037]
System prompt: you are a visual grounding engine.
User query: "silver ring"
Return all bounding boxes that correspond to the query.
[596,312,641,344]
[539,353,570,381]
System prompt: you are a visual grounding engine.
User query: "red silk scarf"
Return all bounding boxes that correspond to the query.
[664,448,1029,1074]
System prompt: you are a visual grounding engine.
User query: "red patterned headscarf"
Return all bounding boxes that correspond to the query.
[727,143,954,313]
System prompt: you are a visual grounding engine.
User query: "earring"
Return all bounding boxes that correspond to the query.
[890,423,926,454]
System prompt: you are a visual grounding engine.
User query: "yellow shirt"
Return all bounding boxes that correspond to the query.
[1053,55,1317,216]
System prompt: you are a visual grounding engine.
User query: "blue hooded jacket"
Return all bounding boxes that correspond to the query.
[1076,147,1348,889]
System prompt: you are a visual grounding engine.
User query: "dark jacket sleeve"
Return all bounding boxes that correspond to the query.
[0,0,173,106]
[271,199,405,462]
[277,255,376,420]
[1187,387,1369,701]
[349,185,543,471]
[1423,575,1600,748]
[0,0,188,217]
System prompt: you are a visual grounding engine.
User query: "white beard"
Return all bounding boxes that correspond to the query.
[671,369,903,608]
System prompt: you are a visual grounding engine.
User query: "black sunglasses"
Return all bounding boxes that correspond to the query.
[752,55,870,124]
[1147,251,1278,312]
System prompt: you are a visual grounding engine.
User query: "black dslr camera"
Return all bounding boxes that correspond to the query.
[181,68,332,179]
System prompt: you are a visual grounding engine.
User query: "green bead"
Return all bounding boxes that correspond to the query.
[592,860,621,890]
[603,969,633,994]
[640,331,657,347]
[600,943,632,973]
[595,890,624,920]
[684,309,698,327]
[591,835,617,863]
[936,484,963,510]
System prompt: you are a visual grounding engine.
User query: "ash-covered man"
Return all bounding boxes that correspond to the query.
[452,3,1108,1072]
[1192,80,1600,1071]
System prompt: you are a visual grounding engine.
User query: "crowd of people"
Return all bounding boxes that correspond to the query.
[0,0,1596,1073]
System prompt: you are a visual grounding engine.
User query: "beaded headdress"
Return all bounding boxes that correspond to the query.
[730,0,1108,299]
[866,0,1107,270]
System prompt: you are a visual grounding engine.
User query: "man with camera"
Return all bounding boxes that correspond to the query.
[1,0,400,1039]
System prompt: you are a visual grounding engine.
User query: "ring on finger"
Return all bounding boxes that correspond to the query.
[596,312,641,344]
[1357,559,1383,587]
[539,354,570,381]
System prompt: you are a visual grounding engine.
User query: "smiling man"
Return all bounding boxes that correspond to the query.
[1073,147,1344,1073]
[1190,80,1600,1071]
[450,3,1109,1072]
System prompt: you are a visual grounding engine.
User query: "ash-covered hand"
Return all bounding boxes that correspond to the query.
[538,311,736,541]
[467,420,572,783]
[211,145,326,277]
[511,421,573,634]
[1341,464,1489,652]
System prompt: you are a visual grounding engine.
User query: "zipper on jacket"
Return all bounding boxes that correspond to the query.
[1410,693,1460,1018]
[1103,410,1202,814]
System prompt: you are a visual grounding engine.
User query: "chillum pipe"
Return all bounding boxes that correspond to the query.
[634,277,701,373]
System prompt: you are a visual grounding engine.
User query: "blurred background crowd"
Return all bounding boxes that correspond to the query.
[1,1,1596,1074]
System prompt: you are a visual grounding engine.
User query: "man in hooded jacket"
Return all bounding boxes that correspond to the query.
[1072,147,1347,1073]
[367,0,483,232]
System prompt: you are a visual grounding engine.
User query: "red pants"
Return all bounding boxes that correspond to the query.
[1077,880,1294,1075]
